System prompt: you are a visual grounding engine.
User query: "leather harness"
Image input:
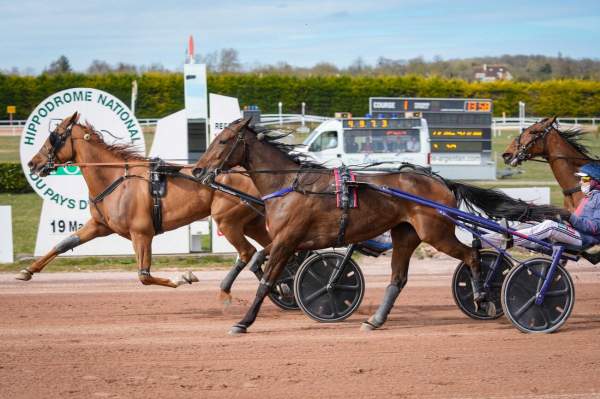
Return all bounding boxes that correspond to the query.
[89,158,197,235]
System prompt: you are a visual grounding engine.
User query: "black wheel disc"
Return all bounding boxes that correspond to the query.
[294,252,365,323]
[501,258,575,333]
[452,250,513,320]
[267,251,311,310]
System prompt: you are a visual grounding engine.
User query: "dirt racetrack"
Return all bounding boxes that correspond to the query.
[2,255,600,399]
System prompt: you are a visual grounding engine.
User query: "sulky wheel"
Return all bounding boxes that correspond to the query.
[501,258,575,333]
[452,249,513,320]
[267,251,312,310]
[294,251,365,323]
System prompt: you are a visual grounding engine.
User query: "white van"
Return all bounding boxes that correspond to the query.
[298,118,430,168]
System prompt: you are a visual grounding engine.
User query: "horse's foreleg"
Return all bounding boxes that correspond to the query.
[16,219,112,281]
[363,223,421,331]
[131,232,198,288]
[229,241,293,335]
[217,223,260,303]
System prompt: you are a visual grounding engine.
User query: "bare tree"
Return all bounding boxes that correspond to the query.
[87,60,112,74]
[45,55,72,74]
[218,48,241,72]
[199,51,218,71]
[310,62,339,76]
[114,62,137,73]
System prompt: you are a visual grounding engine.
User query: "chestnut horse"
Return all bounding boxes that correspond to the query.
[23,112,270,293]
[193,119,561,334]
[502,116,597,211]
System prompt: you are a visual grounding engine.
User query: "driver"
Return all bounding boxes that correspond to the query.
[483,163,600,251]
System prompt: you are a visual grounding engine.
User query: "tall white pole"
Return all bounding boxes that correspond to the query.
[278,102,283,126]
[301,102,306,128]
[518,101,525,132]
[131,80,138,116]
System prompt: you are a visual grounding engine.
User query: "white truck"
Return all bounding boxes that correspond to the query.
[297,117,430,168]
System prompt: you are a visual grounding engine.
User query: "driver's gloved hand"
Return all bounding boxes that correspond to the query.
[558,209,572,222]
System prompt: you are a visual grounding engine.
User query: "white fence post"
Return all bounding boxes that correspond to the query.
[278,102,283,126]
[0,206,13,263]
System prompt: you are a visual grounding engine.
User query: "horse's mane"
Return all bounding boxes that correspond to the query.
[556,126,596,159]
[245,124,327,169]
[81,122,146,161]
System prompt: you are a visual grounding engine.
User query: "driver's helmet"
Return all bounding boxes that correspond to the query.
[576,163,600,182]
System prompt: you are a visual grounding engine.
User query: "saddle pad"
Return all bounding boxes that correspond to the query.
[334,168,358,209]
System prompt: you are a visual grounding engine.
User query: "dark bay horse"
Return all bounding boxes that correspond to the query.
[193,118,562,334]
[23,112,271,293]
[502,116,596,210]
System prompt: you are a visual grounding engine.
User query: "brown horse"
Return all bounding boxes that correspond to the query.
[502,116,596,210]
[192,119,561,334]
[23,112,271,293]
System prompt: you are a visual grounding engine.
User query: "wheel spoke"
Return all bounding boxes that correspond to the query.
[303,287,328,305]
[544,288,569,297]
[329,293,340,317]
[513,296,536,318]
[277,275,294,284]
[538,306,551,328]
[307,268,326,285]
[332,284,359,292]
[459,290,474,302]
[512,281,535,296]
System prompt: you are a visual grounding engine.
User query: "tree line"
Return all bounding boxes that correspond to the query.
[4,52,600,81]
[1,72,600,120]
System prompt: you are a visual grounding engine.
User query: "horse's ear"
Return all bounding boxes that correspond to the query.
[549,115,558,126]
[241,117,252,128]
[68,111,80,126]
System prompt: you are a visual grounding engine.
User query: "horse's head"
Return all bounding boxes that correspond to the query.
[192,118,253,182]
[502,116,558,167]
[28,111,86,176]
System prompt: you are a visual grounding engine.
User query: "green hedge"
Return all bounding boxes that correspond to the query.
[1,73,599,119]
[0,163,32,193]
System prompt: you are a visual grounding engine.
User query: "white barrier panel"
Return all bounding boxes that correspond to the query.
[455,187,551,245]
[0,206,14,263]
[34,201,189,256]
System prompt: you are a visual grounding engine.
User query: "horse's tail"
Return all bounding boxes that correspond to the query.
[445,180,562,222]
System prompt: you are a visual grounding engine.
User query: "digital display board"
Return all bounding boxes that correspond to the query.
[342,118,421,130]
[431,141,485,152]
[370,98,493,114]
[369,97,493,155]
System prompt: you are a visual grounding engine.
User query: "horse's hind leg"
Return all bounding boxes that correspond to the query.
[362,223,421,331]
[16,219,112,281]
[131,232,198,288]
[417,222,484,301]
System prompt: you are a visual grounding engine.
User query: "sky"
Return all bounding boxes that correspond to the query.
[2,0,600,73]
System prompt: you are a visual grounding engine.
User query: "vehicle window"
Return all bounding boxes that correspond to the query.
[309,131,338,152]
[343,129,421,154]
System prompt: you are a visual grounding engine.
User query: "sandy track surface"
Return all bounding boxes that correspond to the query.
[2,256,600,399]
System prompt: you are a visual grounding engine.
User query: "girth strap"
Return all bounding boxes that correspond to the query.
[336,167,352,247]
[89,175,128,204]
[563,186,581,196]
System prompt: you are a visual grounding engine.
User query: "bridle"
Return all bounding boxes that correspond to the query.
[40,124,75,175]
[513,122,555,164]
[199,124,249,183]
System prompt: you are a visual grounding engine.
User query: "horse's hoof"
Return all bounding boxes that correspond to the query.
[182,271,199,284]
[361,321,377,331]
[218,290,232,306]
[485,301,497,317]
[278,283,291,297]
[15,269,32,281]
[228,325,247,335]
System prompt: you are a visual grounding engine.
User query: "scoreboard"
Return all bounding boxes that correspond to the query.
[369,97,495,180]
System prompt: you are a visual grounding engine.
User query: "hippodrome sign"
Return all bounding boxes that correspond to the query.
[20,88,144,210]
